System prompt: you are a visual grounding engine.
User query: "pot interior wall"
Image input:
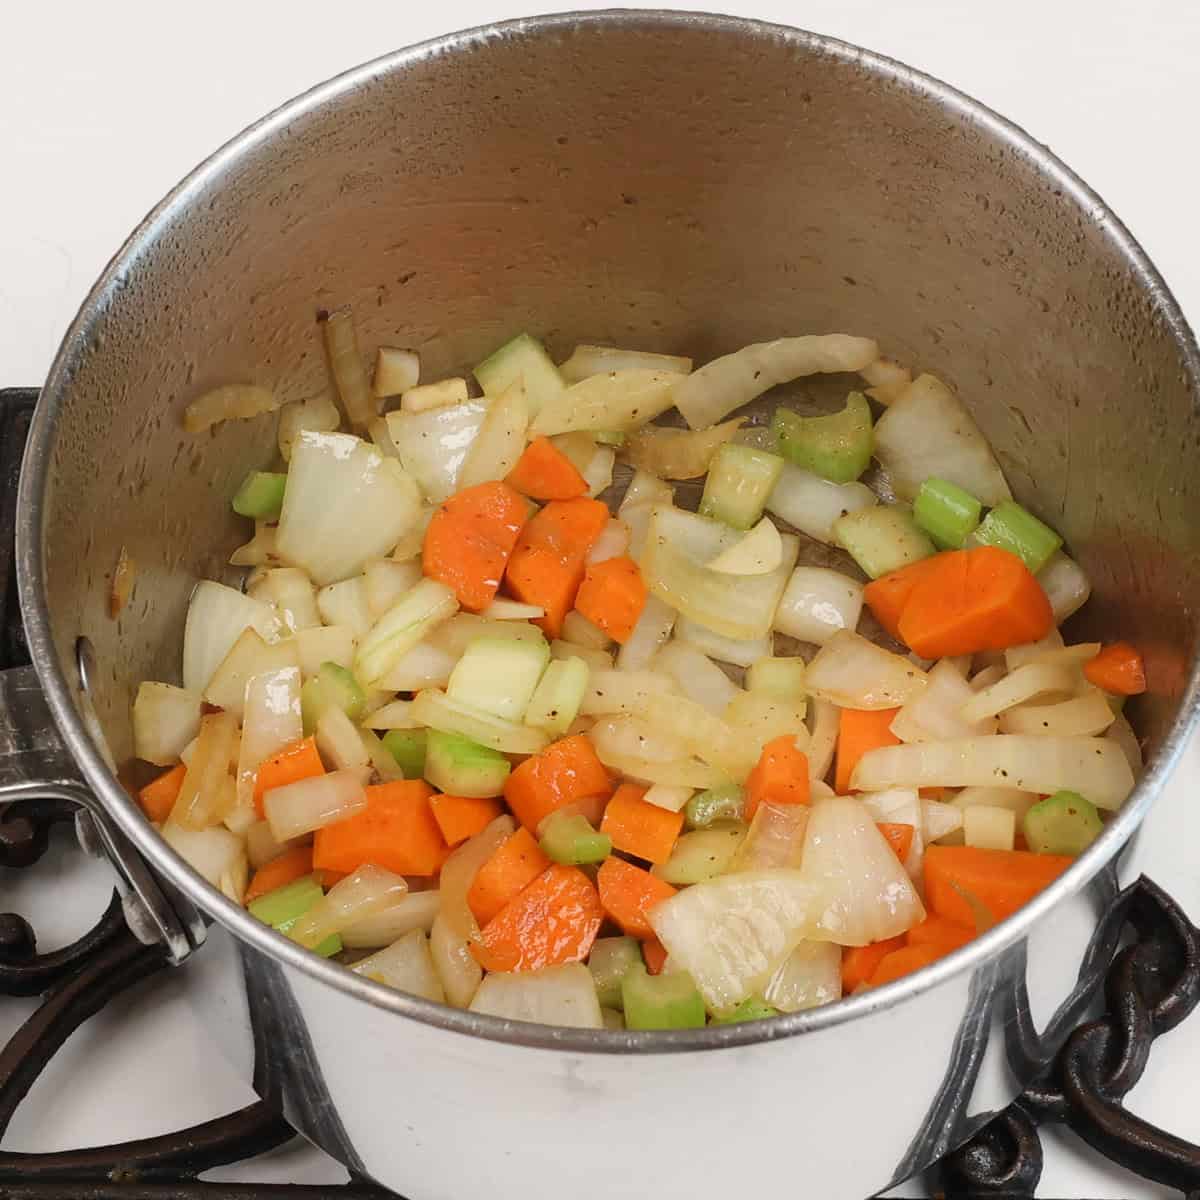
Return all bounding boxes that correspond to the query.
[35,15,1199,770]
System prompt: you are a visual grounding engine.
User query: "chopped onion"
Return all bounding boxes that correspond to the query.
[411,689,549,755]
[765,941,842,1013]
[558,344,692,384]
[249,567,321,632]
[287,864,408,949]
[385,400,488,503]
[342,889,441,949]
[203,628,300,718]
[733,803,809,870]
[133,682,201,766]
[161,821,244,886]
[433,613,546,657]
[361,699,420,730]
[951,786,1037,818]
[999,688,1115,738]
[401,378,469,414]
[674,617,770,668]
[624,418,744,479]
[616,594,676,671]
[857,786,924,877]
[706,518,783,576]
[321,308,374,427]
[389,504,436,563]
[621,467,675,510]
[316,577,372,637]
[351,929,445,1001]
[363,559,424,622]
[588,715,690,764]
[960,662,1079,723]
[469,963,602,1028]
[263,769,367,841]
[316,705,372,772]
[642,505,798,640]
[643,784,693,813]
[219,852,250,904]
[1038,552,1093,625]
[724,693,809,750]
[552,641,613,673]
[890,659,996,744]
[649,870,818,1012]
[277,393,340,462]
[806,631,928,710]
[531,369,679,436]
[673,334,878,430]
[970,663,1007,691]
[561,610,611,650]
[873,374,1011,506]
[640,692,757,781]
[1106,711,1143,776]
[378,640,458,692]
[440,814,516,941]
[583,445,616,497]
[171,710,238,830]
[851,735,1136,810]
[459,380,529,489]
[230,521,281,568]
[588,718,725,789]
[766,463,878,545]
[581,668,675,716]
[806,698,839,783]
[654,641,742,716]
[245,819,299,870]
[183,581,282,695]
[963,805,1016,851]
[183,384,278,433]
[481,598,546,620]
[236,665,302,809]
[356,579,459,687]
[373,347,421,399]
[859,357,912,405]
[774,567,864,646]
[799,796,925,946]
[430,914,483,1008]
[276,431,422,585]
[1004,628,1065,672]
[923,798,965,843]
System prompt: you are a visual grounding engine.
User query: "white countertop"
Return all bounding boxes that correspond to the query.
[2,2,1199,1196]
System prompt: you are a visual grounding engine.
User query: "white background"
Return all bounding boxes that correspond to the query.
[2,2,1199,1197]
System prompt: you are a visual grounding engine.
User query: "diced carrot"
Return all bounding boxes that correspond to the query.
[244,847,314,903]
[505,497,610,637]
[507,436,588,501]
[596,856,677,939]
[574,556,648,644]
[253,736,325,815]
[504,734,612,833]
[1084,641,1147,696]
[867,944,942,987]
[600,783,684,865]
[423,480,528,612]
[744,736,811,822]
[472,864,604,972]
[841,936,905,991]
[877,822,915,863]
[428,793,503,847]
[467,827,551,926]
[835,709,901,795]
[641,937,669,975]
[863,555,945,641]
[905,914,974,957]
[138,763,186,823]
[897,546,1053,659]
[312,780,448,877]
[923,844,1074,927]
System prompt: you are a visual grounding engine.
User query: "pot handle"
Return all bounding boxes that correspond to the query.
[0,663,205,965]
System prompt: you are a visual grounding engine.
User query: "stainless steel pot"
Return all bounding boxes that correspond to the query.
[9,10,1200,1198]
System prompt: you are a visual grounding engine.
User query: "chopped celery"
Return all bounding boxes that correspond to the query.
[622,964,707,1030]
[1023,790,1103,855]
[913,477,981,550]
[714,996,780,1024]
[685,784,745,829]
[698,444,785,530]
[653,823,746,884]
[771,392,873,484]
[381,728,427,780]
[300,661,367,736]
[972,500,1063,574]
[524,656,589,736]
[474,332,565,417]
[445,635,551,722]
[588,936,643,1008]
[423,729,510,798]
[833,504,936,579]
[248,874,341,957]
[539,810,612,865]
[746,657,807,703]
[594,430,627,447]
[232,471,287,521]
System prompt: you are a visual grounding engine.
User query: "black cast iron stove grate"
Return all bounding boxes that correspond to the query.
[0,386,1198,1200]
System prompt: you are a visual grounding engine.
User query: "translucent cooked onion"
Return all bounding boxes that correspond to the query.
[674,616,770,668]
[707,518,783,577]
[481,598,548,620]
[373,347,421,399]
[342,889,441,949]
[890,659,995,744]
[385,400,488,503]
[558,344,693,384]
[999,689,1116,738]
[183,581,283,695]
[672,334,878,430]
[412,689,549,755]
[249,567,321,633]
[458,380,529,489]
[379,640,459,693]
[171,710,239,830]
[639,692,757,782]
[723,694,809,753]
[581,668,676,716]
[1004,628,1065,672]
[653,641,741,716]
[439,814,516,941]
[204,628,300,719]
[133,682,201,766]
[588,719,726,789]
[624,419,745,479]
[806,698,839,783]
[649,870,818,1013]
[766,463,878,545]
[1038,552,1092,625]
[363,559,424,622]
[430,912,483,1009]
[806,631,928,711]
[531,369,679,436]
[582,445,615,497]
[859,357,912,405]
[1106,711,1144,776]
[774,567,864,646]
[616,594,676,671]
[277,393,341,461]
[263,769,368,841]
[469,963,603,1028]
[245,819,298,870]
[288,864,409,949]
[361,699,420,730]
[960,662,1079,723]
[183,384,278,433]
[230,521,281,568]
[356,579,459,687]
[236,666,302,809]
[561,610,612,650]
[161,821,244,886]
[923,798,964,843]
[764,941,842,1012]
[732,803,809,870]
[851,735,1136,810]
[351,929,445,1001]
[316,706,371,772]
[316,577,372,637]
[585,519,631,566]
[799,797,925,946]
[552,641,613,673]
[321,308,375,427]
[588,715,690,764]
[857,786,923,877]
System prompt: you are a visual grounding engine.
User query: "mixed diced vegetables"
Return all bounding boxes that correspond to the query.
[132,316,1147,1031]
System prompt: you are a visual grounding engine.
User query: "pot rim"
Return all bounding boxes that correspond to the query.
[18,8,1200,1053]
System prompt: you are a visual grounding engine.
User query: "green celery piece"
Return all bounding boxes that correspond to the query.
[972,500,1063,574]
[913,477,982,550]
[654,823,747,885]
[1023,790,1103,855]
[423,729,510,798]
[685,784,745,829]
[300,661,367,736]
[248,874,341,957]
[594,430,627,447]
[381,729,428,780]
[770,391,873,483]
[588,936,643,1008]
[698,444,785,530]
[232,470,287,520]
[833,504,935,579]
[715,996,780,1024]
[622,964,707,1030]
[539,811,612,865]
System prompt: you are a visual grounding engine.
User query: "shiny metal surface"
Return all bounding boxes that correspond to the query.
[10,9,1200,1197]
